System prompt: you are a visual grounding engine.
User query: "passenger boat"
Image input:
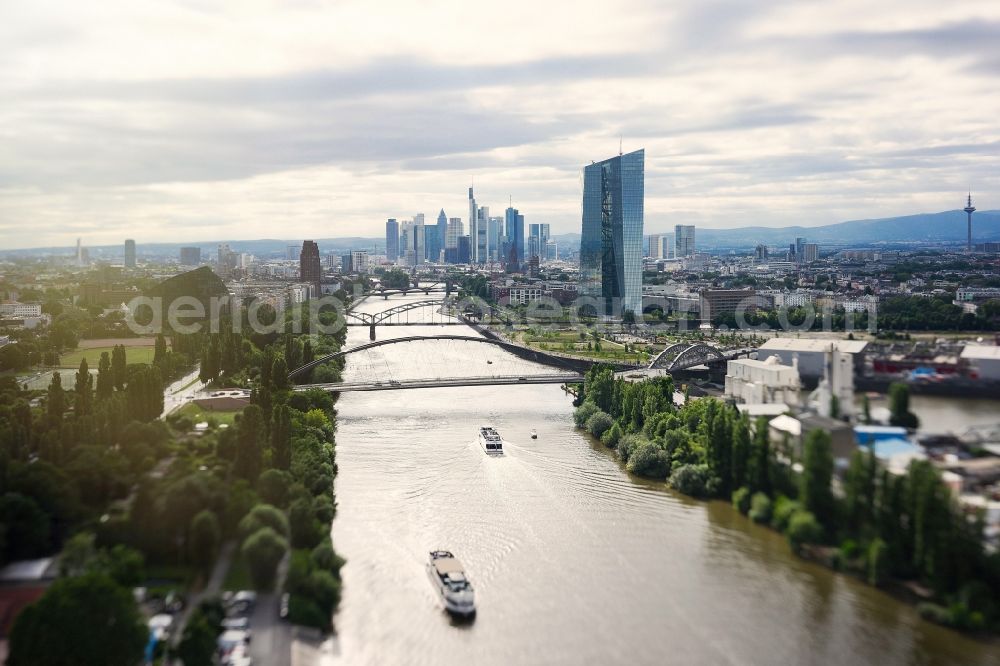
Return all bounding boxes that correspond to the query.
[479,426,504,454]
[530,429,537,439]
[427,550,476,617]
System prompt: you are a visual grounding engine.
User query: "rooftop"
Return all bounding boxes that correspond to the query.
[759,338,868,354]
[960,345,1000,361]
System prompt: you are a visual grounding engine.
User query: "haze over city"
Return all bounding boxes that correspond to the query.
[2,0,1000,248]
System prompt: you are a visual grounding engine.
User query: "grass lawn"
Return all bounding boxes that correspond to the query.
[174,402,240,427]
[59,345,156,368]
[222,555,254,592]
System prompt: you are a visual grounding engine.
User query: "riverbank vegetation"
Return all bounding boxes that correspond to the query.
[573,364,1000,635]
[1,288,350,663]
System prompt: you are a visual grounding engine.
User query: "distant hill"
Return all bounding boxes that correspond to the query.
[4,210,999,257]
[686,210,1000,249]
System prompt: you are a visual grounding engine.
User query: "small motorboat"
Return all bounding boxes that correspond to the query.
[487,360,493,364]
[530,429,537,439]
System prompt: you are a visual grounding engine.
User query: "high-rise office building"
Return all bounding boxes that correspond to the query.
[179,247,201,266]
[675,225,695,258]
[300,240,321,292]
[475,206,490,263]
[801,243,819,263]
[488,216,503,262]
[468,187,479,262]
[124,239,136,268]
[648,234,672,259]
[528,223,550,262]
[446,217,463,251]
[505,206,524,269]
[580,149,644,317]
[386,218,399,262]
[457,235,471,264]
[287,245,299,261]
[351,250,369,274]
[754,244,769,262]
[794,237,806,264]
[435,209,448,263]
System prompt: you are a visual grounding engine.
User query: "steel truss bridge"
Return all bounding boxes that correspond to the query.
[345,298,507,339]
[648,342,756,371]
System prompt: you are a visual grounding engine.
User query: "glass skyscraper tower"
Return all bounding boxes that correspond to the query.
[580,149,644,317]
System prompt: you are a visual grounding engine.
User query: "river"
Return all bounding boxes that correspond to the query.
[322,294,999,666]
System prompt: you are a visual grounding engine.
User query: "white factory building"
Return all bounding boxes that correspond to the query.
[961,345,1000,381]
[724,355,801,407]
[756,338,868,382]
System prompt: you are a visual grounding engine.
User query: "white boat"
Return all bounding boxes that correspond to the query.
[427,550,476,617]
[478,426,503,454]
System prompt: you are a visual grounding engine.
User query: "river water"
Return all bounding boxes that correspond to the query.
[323,294,999,666]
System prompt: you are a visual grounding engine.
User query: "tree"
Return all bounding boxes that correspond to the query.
[153,333,167,367]
[888,382,919,428]
[800,430,835,532]
[867,538,889,586]
[844,448,877,534]
[272,357,289,390]
[731,414,750,491]
[786,509,823,551]
[95,351,113,401]
[176,609,219,666]
[46,372,65,428]
[0,492,51,560]
[705,405,733,496]
[257,469,291,507]
[748,416,771,495]
[238,503,290,541]
[234,405,264,481]
[289,497,323,548]
[585,411,614,439]
[111,345,127,391]
[189,510,221,570]
[242,527,288,590]
[8,573,147,666]
[271,405,292,471]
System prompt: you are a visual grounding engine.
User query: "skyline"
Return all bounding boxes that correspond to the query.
[3,0,1000,249]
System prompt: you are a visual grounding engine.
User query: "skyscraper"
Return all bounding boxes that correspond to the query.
[446,217,463,251]
[124,239,136,268]
[794,237,806,264]
[386,218,399,262]
[476,206,490,263]
[965,193,976,252]
[468,186,479,262]
[528,223,550,262]
[505,205,523,269]
[179,247,201,266]
[488,216,503,262]
[674,225,695,258]
[300,240,321,292]
[435,209,448,263]
[580,149,644,317]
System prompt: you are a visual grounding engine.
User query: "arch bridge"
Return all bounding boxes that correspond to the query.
[647,342,756,371]
[288,334,586,389]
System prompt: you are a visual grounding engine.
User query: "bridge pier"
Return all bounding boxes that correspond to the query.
[369,324,376,340]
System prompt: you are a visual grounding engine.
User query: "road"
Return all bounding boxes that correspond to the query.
[162,365,203,416]
[249,552,293,666]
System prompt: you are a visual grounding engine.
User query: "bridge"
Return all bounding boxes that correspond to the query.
[345,298,507,339]
[648,342,756,371]
[295,373,581,392]
[371,279,452,299]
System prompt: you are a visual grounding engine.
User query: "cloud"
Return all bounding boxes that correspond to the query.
[1,0,1000,249]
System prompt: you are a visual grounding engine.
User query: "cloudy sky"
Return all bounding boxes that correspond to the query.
[1,0,999,248]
